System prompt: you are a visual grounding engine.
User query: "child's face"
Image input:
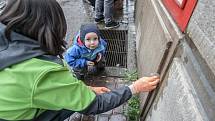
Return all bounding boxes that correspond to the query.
[84,32,99,49]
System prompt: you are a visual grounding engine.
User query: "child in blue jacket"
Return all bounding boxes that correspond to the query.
[64,24,107,79]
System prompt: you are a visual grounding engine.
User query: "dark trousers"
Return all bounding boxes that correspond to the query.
[88,0,118,8]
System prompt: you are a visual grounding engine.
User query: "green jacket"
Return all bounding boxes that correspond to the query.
[0,23,132,121]
[0,58,95,120]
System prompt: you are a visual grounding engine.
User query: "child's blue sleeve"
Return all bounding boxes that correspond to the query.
[64,46,87,69]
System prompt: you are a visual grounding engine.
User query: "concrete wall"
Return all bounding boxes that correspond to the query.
[186,0,215,75]
[146,58,207,121]
[135,0,215,120]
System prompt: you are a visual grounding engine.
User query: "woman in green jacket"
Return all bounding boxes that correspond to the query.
[0,0,159,121]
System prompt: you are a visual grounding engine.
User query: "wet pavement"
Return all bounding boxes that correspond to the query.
[57,0,136,120]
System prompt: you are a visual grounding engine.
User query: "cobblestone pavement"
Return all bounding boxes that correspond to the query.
[57,0,136,121]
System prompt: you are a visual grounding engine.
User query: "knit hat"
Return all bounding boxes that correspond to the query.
[80,24,100,42]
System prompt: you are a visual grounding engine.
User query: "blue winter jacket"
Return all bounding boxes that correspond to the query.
[64,32,107,69]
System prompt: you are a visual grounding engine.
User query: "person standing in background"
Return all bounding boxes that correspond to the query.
[95,0,120,29]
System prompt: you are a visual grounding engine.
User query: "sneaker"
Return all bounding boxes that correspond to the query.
[95,16,104,23]
[105,21,120,29]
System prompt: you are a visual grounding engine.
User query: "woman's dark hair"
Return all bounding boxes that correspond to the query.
[0,0,67,57]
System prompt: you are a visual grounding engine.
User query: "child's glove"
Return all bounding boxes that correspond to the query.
[129,76,160,94]
[96,53,102,62]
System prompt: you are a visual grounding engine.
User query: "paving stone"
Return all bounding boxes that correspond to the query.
[109,114,127,121]
[96,115,110,121]
[66,112,82,121]
[112,105,125,114]
[81,115,95,121]
[101,110,113,115]
[105,79,117,90]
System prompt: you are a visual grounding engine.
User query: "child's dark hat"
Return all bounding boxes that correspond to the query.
[80,24,100,42]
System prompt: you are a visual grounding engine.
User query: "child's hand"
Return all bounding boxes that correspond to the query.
[87,61,95,66]
[89,86,111,94]
[96,53,102,62]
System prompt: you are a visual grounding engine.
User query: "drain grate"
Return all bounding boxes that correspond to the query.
[99,29,128,68]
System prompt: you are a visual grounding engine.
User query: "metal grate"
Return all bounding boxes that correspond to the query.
[99,29,128,68]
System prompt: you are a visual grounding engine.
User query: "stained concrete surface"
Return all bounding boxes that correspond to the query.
[187,0,215,74]
[145,58,208,121]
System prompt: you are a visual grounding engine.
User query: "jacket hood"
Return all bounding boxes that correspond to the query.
[0,23,45,70]
[79,24,100,42]
[73,32,104,49]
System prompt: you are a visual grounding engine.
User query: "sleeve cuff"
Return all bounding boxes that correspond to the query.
[128,85,136,95]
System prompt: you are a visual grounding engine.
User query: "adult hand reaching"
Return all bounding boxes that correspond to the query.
[89,86,111,94]
[129,76,160,94]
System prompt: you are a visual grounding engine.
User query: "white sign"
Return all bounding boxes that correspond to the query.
[174,0,187,8]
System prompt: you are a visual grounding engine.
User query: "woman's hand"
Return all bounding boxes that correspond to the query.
[89,86,111,94]
[129,76,160,94]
